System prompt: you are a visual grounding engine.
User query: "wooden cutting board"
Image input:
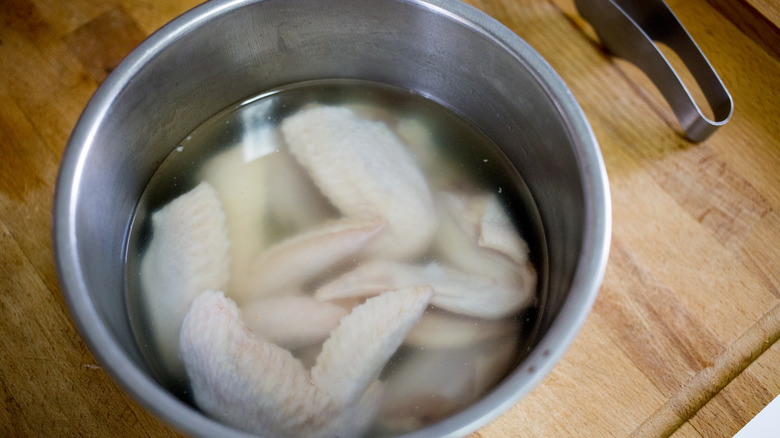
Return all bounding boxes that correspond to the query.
[1,0,777,436]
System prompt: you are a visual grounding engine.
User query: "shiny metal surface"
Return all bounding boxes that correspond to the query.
[575,0,733,142]
[53,0,611,436]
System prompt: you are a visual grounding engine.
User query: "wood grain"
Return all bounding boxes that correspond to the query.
[631,303,780,437]
[475,315,666,437]
[704,0,780,60]
[0,0,778,437]
[692,340,780,438]
[65,7,146,83]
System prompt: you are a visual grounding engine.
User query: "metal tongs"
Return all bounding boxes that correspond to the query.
[574,0,733,142]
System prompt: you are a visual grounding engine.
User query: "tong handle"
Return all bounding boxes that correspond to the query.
[575,0,733,142]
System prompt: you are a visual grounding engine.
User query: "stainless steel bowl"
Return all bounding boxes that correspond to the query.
[53,0,611,436]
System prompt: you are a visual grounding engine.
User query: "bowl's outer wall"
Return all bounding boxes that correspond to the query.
[55,0,610,436]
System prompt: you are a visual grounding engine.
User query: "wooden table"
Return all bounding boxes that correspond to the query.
[1,0,778,436]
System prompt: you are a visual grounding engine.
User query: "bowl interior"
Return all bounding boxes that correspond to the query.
[55,0,609,436]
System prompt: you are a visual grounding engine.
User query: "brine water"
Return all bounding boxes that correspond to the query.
[124,79,546,436]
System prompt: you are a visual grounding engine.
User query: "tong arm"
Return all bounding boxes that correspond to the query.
[575,0,733,142]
